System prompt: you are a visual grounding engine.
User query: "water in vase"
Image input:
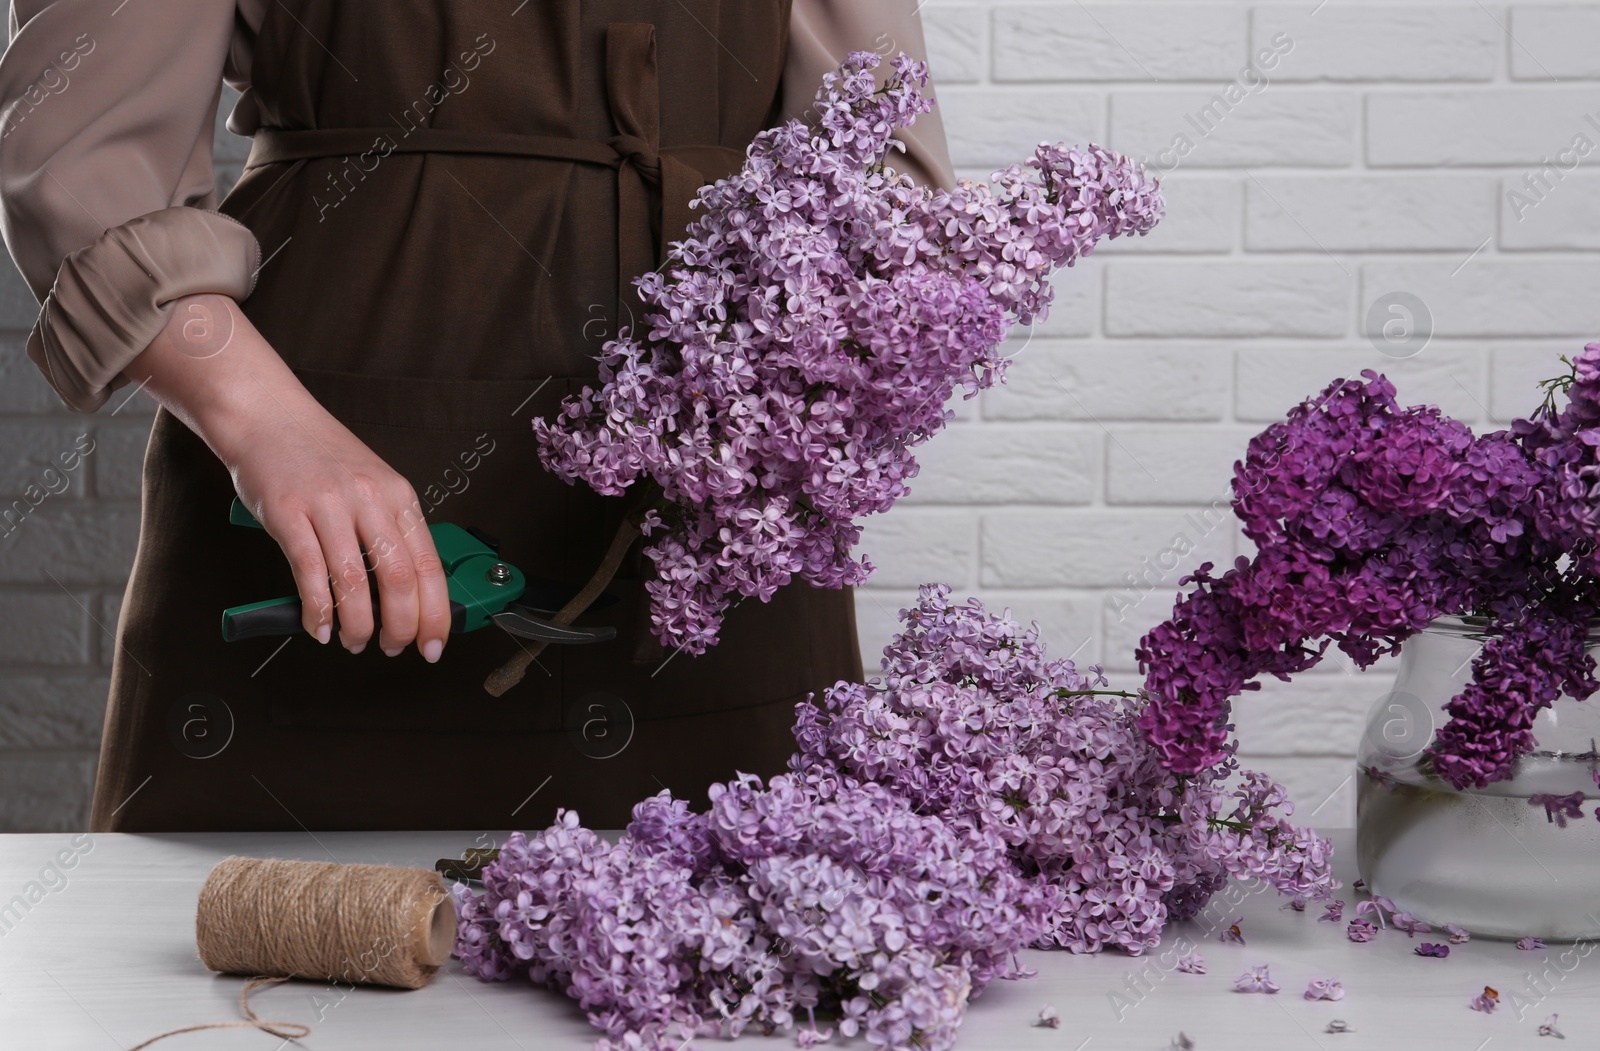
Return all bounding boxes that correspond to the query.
[1354,617,1600,940]
[1357,751,1600,940]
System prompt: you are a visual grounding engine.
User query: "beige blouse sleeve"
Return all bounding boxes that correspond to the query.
[0,0,262,412]
[783,0,957,192]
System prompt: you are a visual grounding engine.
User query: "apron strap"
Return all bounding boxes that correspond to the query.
[244,128,623,168]
[606,22,669,325]
[602,23,744,328]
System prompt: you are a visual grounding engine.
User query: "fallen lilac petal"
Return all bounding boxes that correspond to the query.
[1347,919,1378,943]
[1393,911,1431,936]
[1033,1005,1061,1029]
[1176,953,1207,975]
[1517,937,1547,951]
[796,1027,834,1049]
[1415,943,1450,958]
[1470,986,1500,1013]
[1326,1019,1354,1034]
[1220,919,1246,944]
[1538,1012,1564,1038]
[1355,896,1396,929]
[1281,895,1308,912]
[1444,923,1471,944]
[1235,965,1280,994]
[1169,1034,1195,1051]
[1304,978,1345,1001]
[1318,899,1346,923]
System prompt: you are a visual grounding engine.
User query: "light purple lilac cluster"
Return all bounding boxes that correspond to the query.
[534,51,1162,654]
[453,586,1335,1051]
[1138,348,1600,789]
[790,590,1335,953]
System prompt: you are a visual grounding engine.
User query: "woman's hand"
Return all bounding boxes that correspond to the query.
[124,293,452,660]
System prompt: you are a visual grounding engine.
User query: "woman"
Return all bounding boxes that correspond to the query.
[0,1,954,832]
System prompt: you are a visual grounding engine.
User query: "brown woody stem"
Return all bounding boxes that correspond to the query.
[482,517,642,697]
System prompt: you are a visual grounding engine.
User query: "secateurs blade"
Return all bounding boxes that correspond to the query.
[218,498,617,646]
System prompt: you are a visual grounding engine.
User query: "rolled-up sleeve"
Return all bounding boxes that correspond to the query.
[783,0,957,192]
[0,0,260,411]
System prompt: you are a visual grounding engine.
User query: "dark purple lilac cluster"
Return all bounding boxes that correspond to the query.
[454,586,1334,1050]
[534,51,1161,655]
[1139,348,1600,789]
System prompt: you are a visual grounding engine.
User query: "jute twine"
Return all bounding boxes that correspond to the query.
[197,856,455,987]
[127,976,308,1051]
[131,856,456,1049]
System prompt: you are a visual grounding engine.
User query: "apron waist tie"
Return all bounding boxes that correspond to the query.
[243,22,744,324]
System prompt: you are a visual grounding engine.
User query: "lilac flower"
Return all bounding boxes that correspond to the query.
[1444,923,1471,944]
[1220,920,1246,945]
[797,1023,835,1049]
[1176,953,1206,975]
[1530,792,1585,828]
[536,50,1163,656]
[1033,1005,1061,1029]
[1347,920,1378,943]
[1538,1013,1564,1037]
[1282,896,1308,912]
[1318,899,1345,923]
[1304,978,1345,1001]
[454,587,1334,1050]
[1517,937,1547,951]
[792,588,1334,959]
[1136,347,1600,790]
[1392,912,1431,937]
[1415,943,1450,958]
[1470,986,1500,1013]
[1355,896,1396,929]
[1235,966,1281,994]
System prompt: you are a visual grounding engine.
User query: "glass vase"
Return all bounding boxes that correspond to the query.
[1355,616,1600,940]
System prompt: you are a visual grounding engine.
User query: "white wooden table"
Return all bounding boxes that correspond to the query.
[0,828,1592,1050]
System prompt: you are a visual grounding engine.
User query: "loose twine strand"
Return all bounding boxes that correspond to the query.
[126,977,308,1051]
[131,856,454,1049]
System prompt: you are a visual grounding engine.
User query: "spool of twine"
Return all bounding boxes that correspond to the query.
[196,856,456,989]
[132,857,456,1049]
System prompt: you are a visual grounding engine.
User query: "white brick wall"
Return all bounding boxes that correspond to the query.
[4,1,1597,831]
[857,0,1600,830]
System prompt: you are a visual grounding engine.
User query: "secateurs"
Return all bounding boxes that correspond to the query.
[219,498,616,646]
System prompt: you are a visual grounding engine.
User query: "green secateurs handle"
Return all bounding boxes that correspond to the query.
[220,498,616,647]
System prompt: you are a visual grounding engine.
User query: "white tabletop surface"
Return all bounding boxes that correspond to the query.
[0,828,1592,1050]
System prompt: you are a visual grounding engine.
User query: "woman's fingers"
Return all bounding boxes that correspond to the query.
[359,505,418,656]
[358,485,450,659]
[396,501,452,663]
[311,509,375,653]
[271,509,334,644]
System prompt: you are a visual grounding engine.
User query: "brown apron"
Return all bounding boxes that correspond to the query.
[88,0,864,832]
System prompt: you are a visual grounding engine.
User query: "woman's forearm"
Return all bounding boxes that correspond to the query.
[123,293,320,466]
